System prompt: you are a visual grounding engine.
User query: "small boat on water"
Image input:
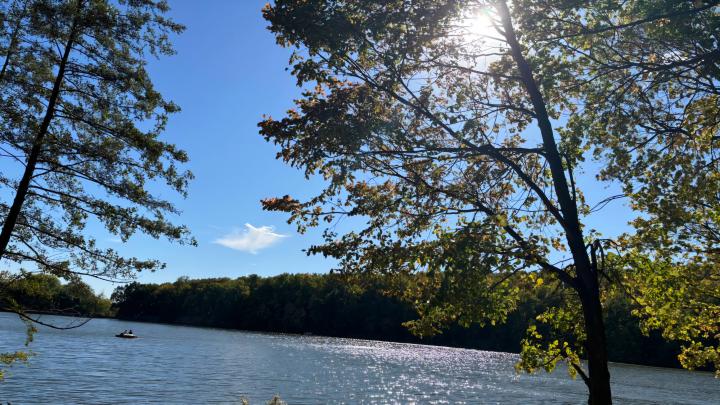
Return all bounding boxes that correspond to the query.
[115,331,137,339]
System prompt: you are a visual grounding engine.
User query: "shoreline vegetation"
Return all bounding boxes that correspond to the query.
[3,272,682,369]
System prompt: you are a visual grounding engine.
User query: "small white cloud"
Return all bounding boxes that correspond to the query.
[214,224,288,254]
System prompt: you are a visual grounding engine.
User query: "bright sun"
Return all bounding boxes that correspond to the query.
[464,9,498,42]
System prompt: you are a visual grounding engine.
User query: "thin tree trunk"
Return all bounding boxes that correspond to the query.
[496,1,612,403]
[0,2,82,259]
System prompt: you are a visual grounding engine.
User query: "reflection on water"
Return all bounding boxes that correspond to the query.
[0,313,717,404]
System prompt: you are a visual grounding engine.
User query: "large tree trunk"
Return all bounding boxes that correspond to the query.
[578,269,613,404]
[0,2,81,259]
[496,1,613,403]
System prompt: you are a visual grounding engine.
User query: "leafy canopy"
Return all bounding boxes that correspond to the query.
[0,0,193,282]
[260,0,720,382]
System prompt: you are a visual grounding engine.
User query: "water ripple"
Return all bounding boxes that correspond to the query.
[0,313,717,404]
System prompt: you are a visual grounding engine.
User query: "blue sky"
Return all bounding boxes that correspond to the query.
[82,1,338,294]
[77,1,632,295]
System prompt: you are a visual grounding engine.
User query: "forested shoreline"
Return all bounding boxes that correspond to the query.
[0,273,111,318]
[1,272,685,369]
[106,273,679,369]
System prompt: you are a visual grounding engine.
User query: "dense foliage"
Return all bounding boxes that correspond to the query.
[0,0,193,282]
[1,272,111,317]
[259,1,720,401]
[111,274,682,369]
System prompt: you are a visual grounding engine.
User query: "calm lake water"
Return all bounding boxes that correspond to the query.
[0,312,717,404]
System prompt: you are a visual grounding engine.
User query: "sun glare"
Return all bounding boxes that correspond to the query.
[464,8,498,42]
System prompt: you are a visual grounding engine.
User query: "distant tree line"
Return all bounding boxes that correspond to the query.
[110,273,681,369]
[0,273,111,318]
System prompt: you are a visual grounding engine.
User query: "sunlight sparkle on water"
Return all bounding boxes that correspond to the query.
[1,314,718,404]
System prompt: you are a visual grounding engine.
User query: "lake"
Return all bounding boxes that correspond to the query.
[0,312,717,404]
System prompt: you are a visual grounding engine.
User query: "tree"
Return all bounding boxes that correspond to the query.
[547,0,720,377]
[0,0,192,375]
[259,1,719,403]
[521,0,720,380]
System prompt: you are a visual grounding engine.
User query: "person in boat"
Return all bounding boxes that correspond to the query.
[128,330,133,335]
